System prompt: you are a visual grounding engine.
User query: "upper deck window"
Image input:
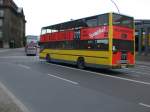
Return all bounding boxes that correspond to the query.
[85,14,109,27]
[86,18,97,27]
[0,0,3,5]
[0,19,3,26]
[0,10,4,17]
[99,14,109,26]
[113,13,133,28]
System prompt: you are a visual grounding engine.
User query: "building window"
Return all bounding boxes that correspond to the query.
[0,0,3,5]
[0,19,3,26]
[0,10,4,17]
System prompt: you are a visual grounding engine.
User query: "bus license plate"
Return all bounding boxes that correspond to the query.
[121,65,127,68]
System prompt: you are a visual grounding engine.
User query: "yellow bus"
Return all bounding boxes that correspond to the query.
[39,12,135,69]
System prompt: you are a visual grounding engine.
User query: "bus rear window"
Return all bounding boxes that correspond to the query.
[113,39,134,52]
[113,13,133,28]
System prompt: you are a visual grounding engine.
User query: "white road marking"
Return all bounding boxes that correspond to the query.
[137,65,150,69]
[135,67,150,73]
[139,103,150,108]
[47,74,79,85]
[136,62,150,66]
[18,64,31,69]
[0,56,39,59]
[117,69,141,77]
[45,62,150,86]
[132,71,150,75]
[121,69,150,76]
[0,56,27,58]
[0,49,9,52]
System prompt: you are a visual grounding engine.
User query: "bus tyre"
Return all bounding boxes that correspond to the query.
[46,54,51,63]
[77,58,85,69]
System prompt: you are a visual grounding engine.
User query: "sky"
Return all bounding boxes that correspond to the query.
[14,0,150,36]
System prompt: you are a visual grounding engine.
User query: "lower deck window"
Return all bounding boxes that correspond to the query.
[39,39,109,51]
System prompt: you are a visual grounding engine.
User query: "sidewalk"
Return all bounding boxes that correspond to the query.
[0,82,28,112]
[136,54,150,65]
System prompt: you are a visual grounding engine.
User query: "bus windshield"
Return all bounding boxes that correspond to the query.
[113,13,133,28]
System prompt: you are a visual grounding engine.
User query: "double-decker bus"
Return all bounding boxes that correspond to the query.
[39,12,135,69]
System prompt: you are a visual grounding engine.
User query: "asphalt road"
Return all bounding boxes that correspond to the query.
[0,48,150,112]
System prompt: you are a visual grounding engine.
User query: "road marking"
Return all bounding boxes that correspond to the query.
[122,69,150,76]
[139,103,150,108]
[137,65,150,69]
[45,62,150,86]
[132,71,150,76]
[0,49,9,52]
[18,64,31,69]
[0,82,29,112]
[47,74,79,85]
[136,62,150,66]
[0,56,26,58]
[117,69,140,77]
[0,56,40,59]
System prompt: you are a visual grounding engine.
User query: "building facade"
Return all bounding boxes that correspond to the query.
[26,35,39,45]
[135,20,150,55]
[0,0,25,48]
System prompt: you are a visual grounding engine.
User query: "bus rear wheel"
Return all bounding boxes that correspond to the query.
[45,54,51,63]
[77,58,85,69]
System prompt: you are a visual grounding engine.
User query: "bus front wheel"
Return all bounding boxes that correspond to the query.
[45,54,51,63]
[77,58,85,69]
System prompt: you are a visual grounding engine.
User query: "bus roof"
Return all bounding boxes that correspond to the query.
[42,12,133,30]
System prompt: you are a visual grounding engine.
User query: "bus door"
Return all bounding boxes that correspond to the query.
[74,29,81,49]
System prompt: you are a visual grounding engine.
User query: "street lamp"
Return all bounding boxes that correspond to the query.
[110,0,120,14]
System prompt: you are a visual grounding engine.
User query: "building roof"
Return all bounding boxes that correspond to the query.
[134,19,150,29]
[135,19,150,24]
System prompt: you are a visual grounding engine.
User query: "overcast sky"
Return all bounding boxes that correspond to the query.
[14,0,149,36]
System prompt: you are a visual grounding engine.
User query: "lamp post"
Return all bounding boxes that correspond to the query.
[110,0,120,14]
